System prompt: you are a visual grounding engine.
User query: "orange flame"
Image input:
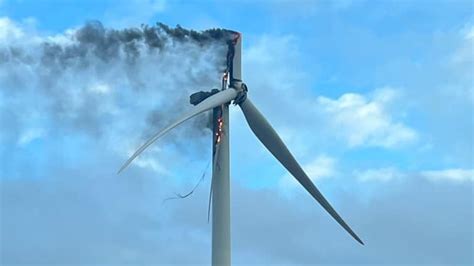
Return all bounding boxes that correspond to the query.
[216,117,224,144]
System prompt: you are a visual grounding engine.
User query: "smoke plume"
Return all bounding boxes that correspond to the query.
[0,19,235,153]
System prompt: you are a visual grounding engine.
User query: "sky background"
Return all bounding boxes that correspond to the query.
[0,0,473,265]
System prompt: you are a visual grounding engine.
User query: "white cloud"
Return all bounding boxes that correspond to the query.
[451,24,474,68]
[89,83,111,95]
[464,25,474,40]
[354,167,474,183]
[317,87,418,148]
[422,169,474,183]
[450,24,474,103]
[279,154,337,191]
[17,128,45,146]
[303,154,337,179]
[244,34,417,154]
[355,167,403,182]
[0,17,24,41]
[0,17,48,47]
[45,29,76,46]
[133,156,168,175]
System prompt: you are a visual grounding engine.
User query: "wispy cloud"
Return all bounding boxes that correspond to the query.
[317,88,417,148]
[354,167,474,183]
[354,167,403,182]
[243,34,417,157]
[0,17,23,41]
[279,154,337,192]
[422,169,474,183]
[17,128,45,146]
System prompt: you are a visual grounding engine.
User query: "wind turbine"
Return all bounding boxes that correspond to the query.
[118,32,363,265]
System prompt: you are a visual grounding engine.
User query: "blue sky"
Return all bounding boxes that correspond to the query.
[1,0,473,265]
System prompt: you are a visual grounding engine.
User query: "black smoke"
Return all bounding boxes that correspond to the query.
[0,21,235,150]
[36,21,235,67]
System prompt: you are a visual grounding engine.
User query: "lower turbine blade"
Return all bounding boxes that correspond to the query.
[239,98,364,245]
[118,88,238,174]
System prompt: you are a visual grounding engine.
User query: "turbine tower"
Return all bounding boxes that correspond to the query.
[208,32,241,266]
[118,32,363,266]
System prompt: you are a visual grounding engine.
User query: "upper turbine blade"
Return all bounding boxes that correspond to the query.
[118,88,238,174]
[239,98,364,245]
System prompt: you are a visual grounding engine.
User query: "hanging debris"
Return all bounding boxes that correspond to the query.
[162,160,211,204]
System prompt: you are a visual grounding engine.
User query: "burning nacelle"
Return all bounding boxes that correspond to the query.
[189,88,220,106]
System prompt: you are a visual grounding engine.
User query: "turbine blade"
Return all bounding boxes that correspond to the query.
[118,89,238,174]
[239,98,364,245]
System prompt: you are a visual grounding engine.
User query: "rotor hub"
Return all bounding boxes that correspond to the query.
[231,81,248,105]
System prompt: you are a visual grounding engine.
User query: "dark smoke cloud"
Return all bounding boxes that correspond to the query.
[38,21,234,67]
[0,20,234,152]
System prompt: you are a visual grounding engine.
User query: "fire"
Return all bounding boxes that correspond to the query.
[221,71,229,90]
[215,116,224,143]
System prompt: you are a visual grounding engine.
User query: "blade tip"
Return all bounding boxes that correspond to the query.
[117,164,128,175]
[117,158,135,174]
[354,235,365,245]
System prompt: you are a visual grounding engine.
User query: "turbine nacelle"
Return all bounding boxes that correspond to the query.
[189,88,220,106]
